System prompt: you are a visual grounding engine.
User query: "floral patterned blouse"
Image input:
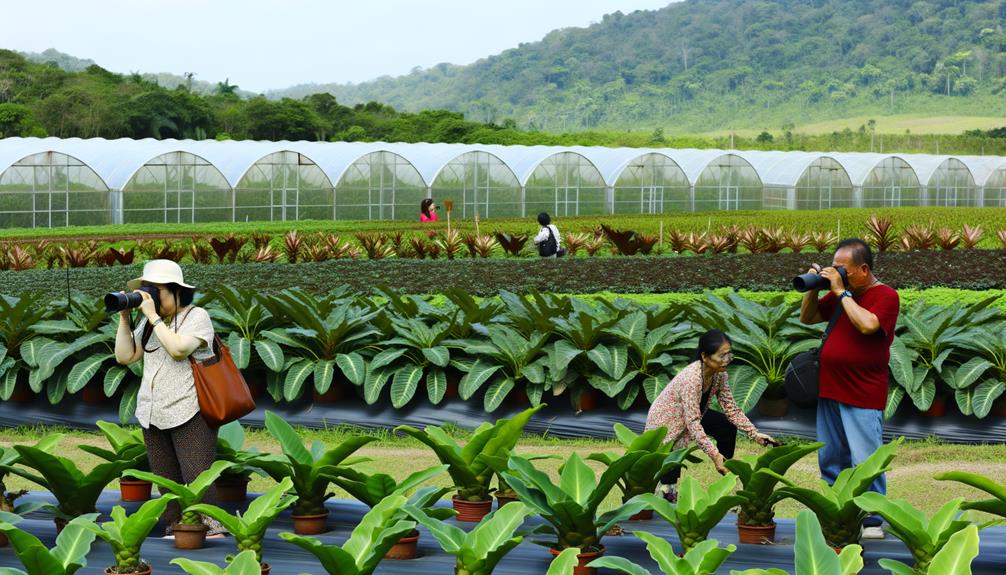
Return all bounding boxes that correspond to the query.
[644,360,758,458]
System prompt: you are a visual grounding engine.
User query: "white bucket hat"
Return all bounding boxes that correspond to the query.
[127,259,195,290]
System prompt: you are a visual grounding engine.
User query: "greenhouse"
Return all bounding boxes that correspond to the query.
[1,136,1005,228]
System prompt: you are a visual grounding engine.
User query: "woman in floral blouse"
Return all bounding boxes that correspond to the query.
[645,329,778,501]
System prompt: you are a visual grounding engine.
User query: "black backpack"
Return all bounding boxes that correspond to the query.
[538,226,558,257]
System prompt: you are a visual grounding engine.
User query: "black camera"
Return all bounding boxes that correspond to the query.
[104,286,160,313]
[793,265,847,292]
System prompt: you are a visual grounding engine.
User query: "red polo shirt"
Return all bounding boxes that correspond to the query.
[817,284,900,410]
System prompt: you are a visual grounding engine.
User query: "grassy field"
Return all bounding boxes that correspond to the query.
[698,115,1006,138]
[2,425,1004,520]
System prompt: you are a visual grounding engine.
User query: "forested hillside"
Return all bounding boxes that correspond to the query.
[273,0,1006,131]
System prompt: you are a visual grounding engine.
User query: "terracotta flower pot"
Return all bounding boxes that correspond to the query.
[444,369,462,398]
[172,522,208,549]
[82,381,107,404]
[737,521,776,544]
[757,396,789,418]
[495,494,519,508]
[260,563,271,575]
[628,509,654,521]
[452,496,492,522]
[993,395,1006,417]
[572,389,599,412]
[549,545,605,575]
[104,565,152,575]
[55,517,67,533]
[247,380,266,399]
[119,478,153,502]
[214,474,251,502]
[313,381,346,403]
[0,531,8,547]
[8,379,35,403]
[920,395,947,417]
[506,387,530,406]
[385,529,420,559]
[292,511,329,534]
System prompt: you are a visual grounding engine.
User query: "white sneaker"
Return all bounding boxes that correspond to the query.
[861,526,885,540]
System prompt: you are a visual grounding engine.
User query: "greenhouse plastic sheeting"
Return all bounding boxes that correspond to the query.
[3,491,1006,574]
[0,395,1002,444]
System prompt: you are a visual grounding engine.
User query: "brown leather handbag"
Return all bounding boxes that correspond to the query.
[189,335,256,427]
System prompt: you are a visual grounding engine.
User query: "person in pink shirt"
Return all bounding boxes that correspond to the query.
[420,198,438,222]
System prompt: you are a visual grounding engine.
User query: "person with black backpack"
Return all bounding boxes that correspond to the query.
[533,212,565,257]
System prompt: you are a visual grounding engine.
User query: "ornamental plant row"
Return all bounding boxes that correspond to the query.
[1,286,1004,422]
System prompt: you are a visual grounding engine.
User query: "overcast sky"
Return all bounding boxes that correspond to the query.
[3,0,674,93]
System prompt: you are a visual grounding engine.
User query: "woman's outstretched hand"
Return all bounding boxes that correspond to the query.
[754,432,781,447]
[710,452,729,475]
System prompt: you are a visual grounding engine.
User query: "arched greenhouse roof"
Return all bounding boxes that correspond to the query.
[1,137,1005,194]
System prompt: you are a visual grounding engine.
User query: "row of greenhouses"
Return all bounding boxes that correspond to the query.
[1,137,1005,228]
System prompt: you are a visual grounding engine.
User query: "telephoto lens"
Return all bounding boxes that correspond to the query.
[792,266,847,292]
[103,286,160,313]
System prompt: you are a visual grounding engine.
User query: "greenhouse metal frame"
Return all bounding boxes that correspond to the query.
[1,136,1005,228]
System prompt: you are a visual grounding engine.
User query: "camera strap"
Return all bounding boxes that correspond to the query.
[819,299,844,349]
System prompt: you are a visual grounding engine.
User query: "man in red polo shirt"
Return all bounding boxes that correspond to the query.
[799,238,900,540]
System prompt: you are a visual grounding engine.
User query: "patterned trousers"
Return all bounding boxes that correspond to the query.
[143,413,226,535]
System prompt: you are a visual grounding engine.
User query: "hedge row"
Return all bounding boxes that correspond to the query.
[4,249,1004,298]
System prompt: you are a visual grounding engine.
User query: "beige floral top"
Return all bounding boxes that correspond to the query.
[132,306,214,430]
[644,360,758,458]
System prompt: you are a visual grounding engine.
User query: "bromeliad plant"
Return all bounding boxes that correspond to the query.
[0,433,62,516]
[404,501,531,575]
[84,496,177,575]
[396,405,542,503]
[457,325,551,411]
[260,288,382,401]
[124,460,236,527]
[770,439,901,548]
[0,515,99,575]
[637,474,745,551]
[886,297,1001,415]
[10,441,146,522]
[172,550,263,575]
[363,317,462,407]
[854,492,974,573]
[500,451,648,554]
[279,494,417,575]
[263,410,376,516]
[730,510,865,575]
[187,477,298,568]
[589,534,735,575]
[724,442,824,528]
[587,423,700,504]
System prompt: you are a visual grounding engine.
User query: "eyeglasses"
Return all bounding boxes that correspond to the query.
[714,352,734,364]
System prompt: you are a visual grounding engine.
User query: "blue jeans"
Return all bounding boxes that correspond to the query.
[816,398,886,495]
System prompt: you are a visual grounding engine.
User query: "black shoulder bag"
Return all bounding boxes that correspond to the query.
[784,301,844,408]
[538,226,558,257]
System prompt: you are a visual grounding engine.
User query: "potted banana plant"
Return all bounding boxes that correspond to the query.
[586,423,699,520]
[724,441,824,543]
[396,404,542,522]
[124,460,235,549]
[500,451,649,575]
[172,550,263,575]
[0,515,99,575]
[84,496,178,575]
[403,501,532,574]
[279,494,417,575]
[327,465,451,559]
[10,442,145,530]
[589,534,735,575]
[215,420,285,502]
[854,492,973,573]
[263,410,375,534]
[186,477,297,575]
[78,420,152,501]
[876,524,981,575]
[770,439,900,549]
[731,510,865,575]
[636,474,745,552]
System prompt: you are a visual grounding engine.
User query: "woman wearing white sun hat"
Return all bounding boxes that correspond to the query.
[113,259,225,537]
